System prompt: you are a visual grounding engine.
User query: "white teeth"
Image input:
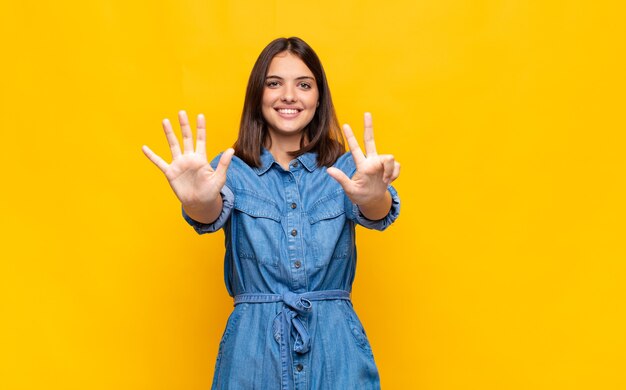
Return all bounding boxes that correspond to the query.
[278,109,299,114]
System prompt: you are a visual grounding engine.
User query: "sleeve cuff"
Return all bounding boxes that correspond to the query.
[182,185,234,234]
[352,186,400,231]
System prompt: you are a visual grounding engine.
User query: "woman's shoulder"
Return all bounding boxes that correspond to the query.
[209,152,260,190]
[330,151,356,173]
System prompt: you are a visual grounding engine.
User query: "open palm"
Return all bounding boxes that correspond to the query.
[142,111,233,208]
[327,112,400,206]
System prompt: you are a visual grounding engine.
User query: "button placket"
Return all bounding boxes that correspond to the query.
[292,356,308,390]
[284,171,306,291]
[293,358,307,389]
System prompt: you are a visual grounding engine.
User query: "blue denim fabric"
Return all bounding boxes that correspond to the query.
[183,148,400,390]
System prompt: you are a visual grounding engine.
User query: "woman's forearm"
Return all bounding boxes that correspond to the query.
[182,196,223,224]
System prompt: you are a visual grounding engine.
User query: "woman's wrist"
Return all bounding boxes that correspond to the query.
[182,195,223,224]
[356,190,392,221]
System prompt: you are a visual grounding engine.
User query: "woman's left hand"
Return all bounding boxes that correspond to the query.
[327,113,400,214]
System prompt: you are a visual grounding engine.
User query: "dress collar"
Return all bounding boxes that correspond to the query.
[254,148,318,175]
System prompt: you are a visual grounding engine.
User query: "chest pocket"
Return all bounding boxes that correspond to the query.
[233,191,282,267]
[307,190,352,268]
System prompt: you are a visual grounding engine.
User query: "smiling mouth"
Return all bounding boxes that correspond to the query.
[275,108,301,114]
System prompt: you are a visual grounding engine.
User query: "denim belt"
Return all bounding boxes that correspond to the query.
[234,290,351,390]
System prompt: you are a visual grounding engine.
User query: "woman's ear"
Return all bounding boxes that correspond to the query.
[316,101,320,107]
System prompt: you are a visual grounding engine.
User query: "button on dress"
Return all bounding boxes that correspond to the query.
[183,148,400,390]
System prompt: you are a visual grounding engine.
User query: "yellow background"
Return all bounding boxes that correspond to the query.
[1,1,625,389]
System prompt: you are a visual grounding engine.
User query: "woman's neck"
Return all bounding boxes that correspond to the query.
[266,133,307,170]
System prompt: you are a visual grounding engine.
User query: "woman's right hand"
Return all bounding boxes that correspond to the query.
[142,110,234,223]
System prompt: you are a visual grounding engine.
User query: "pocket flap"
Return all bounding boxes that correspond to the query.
[307,190,345,224]
[234,190,281,222]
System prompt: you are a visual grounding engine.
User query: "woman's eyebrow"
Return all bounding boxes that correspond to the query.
[265,75,315,80]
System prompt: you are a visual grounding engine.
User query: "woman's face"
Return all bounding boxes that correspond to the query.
[261,51,319,142]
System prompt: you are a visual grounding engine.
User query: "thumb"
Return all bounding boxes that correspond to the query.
[214,148,234,177]
[327,167,352,191]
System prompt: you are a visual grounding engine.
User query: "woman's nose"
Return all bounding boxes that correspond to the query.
[281,86,297,103]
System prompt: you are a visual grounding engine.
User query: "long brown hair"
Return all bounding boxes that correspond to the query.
[233,37,345,167]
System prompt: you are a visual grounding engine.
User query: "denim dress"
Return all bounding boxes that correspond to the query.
[183,148,400,390]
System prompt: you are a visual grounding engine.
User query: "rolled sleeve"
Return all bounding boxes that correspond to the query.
[182,185,235,234]
[352,186,400,231]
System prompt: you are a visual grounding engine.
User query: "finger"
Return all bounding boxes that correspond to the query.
[390,161,401,182]
[343,124,365,165]
[142,145,169,173]
[380,155,395,184]
[162,118,181,159]
[327,167,353,193]
[195,113,206,157]
[363,112,377,158]
[214,148,234,177]
[178,110,194,153]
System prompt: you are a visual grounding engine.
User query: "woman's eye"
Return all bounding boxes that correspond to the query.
[299,82,311,89]
[266,81,280,87]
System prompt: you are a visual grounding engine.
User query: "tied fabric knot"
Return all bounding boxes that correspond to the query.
[274,291,313,353]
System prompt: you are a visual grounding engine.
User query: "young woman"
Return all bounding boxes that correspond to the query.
[142,37,400,390]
